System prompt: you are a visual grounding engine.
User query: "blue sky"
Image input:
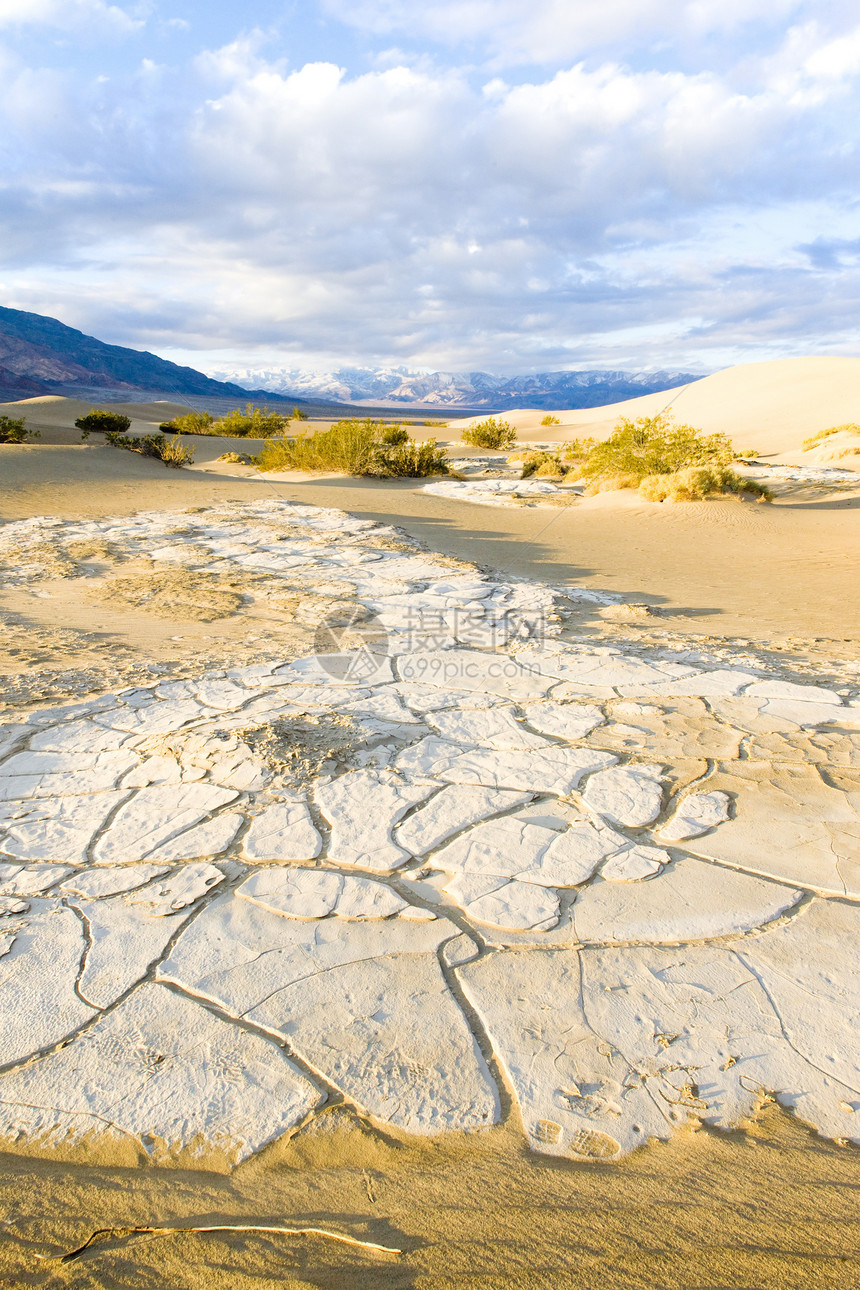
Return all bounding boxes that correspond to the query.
[1,0,859,374]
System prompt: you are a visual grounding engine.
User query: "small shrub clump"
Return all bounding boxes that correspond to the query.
[255,418,380,474]
[159,410,215,435]
[104,430,195,468]
[540,414,560,426]
[519,450,567,479]
[254,418,449,478]
[373,439,450,477]
[0,414,38,444]
[461,418,518,449]
[557,414,769,502]
[578,413,733,483]
[212,403,292,438]
[74,409,132,437]
[380,424,410,447]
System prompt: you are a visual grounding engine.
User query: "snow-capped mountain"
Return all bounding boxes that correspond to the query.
[204,365,703,411]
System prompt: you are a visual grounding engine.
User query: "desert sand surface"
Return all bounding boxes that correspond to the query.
[1,373,859,1288]
[1,1110,858,1288]
[2,412,859,649]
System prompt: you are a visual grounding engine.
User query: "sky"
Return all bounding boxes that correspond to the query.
[1,0,859,375]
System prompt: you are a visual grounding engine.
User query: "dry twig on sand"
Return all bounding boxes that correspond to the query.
[36,1222,403,1263]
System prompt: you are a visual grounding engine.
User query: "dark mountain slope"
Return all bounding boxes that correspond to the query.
[0,306,295,403]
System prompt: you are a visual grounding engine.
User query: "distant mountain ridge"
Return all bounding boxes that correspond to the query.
[0,306,298,405]
[207,364,703,410]
[0,305,703,412]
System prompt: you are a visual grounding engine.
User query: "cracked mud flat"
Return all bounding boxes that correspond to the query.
[0,499,859,1176]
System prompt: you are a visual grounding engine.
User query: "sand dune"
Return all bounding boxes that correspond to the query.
[453,357,860,462]
[0,394,194,436]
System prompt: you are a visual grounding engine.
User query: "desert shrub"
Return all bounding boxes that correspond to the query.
[211,403,291,438]
[291,406,308,421]
[519,450,566,479]
[802,423,860,451]
[159,410,215,434]
[540,414,560,426]
[217,451,252,464]
[461,418,518,449]
[0,414,38,444]
[582,473,642,495]
[254,417,449,477]
[372,439,449,477]
[639,466,772,502]
[104,430,194,468]
[380,424,410,446]
[255,418,381,474]
[74,409,131,435]
[580,413,733,484]
[423,419,446,427]
[560,436,598,464]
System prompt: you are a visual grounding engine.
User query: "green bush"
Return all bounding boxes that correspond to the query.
[74,409,132,435]
[159,410,215,435]
[519,450,567,479]
[578,413,733,483]
[291,406,308,421]
[372,439,449,477]
[104,430,194,468]
[560,436,598,464]
[380,424,410,447]
[255,418,381,474]
[461,418,518,449]
[211,403,292,438]
[540,414,560,426]
[254,417,449,477]
[0,415,38,444]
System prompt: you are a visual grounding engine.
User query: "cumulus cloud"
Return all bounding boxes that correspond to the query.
[0,4,859,369]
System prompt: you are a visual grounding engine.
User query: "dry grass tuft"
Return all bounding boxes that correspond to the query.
[104,431,194,468]
[802,423,860,451]
[216,451,253,464]
[639,466,773,501]
[582,473,642,495]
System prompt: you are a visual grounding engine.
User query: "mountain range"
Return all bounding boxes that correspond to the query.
[0,304,702,412]
[206,364,702,410]
[0,306,297,406]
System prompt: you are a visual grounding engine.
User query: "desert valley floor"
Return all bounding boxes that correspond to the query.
[1,371,859,1286]
[0,484,857,1285]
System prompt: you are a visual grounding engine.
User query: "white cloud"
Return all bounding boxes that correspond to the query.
[0,0,143,34]
[1,11,859,370]
[319,0,809,64]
